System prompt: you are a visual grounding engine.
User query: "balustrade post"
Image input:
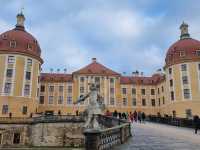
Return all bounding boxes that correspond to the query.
[120,127,125,144]
[84,129,101,150]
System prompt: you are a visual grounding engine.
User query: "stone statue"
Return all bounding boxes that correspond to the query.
[74,83,104,129]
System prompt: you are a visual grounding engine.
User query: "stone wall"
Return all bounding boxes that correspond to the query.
[0,122,85,148]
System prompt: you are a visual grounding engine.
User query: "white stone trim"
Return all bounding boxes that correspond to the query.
[197,62,200,92]
[11,55,16,96]
[1,55,8,95]
[29,58,33,98]
[180,63,192,101]
[22,57,27,97]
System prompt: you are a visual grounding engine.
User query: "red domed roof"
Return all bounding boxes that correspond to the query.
[165,38,200,67]
[0,13,43,63]
[165,23,200,67]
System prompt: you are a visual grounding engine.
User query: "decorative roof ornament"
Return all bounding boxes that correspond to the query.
[180,21,190,39]
[16,6,25,30]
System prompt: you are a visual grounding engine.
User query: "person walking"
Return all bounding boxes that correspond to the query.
[130,112,134,123]
[133,111,138,122]
[138,111,142,123]
[142,112,146,123]
[193,115,200,134]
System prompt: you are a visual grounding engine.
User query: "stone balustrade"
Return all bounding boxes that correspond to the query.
[0,115,131,149]
[0,115,84,124]
[84,115,132,150]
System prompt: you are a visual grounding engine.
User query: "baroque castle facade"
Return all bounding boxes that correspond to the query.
[0,13,200,118]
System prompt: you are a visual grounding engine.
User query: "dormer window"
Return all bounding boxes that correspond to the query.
[196,50,200,56]
[180,51,185,57]
[10,40,16,48]
[27,43,32,50]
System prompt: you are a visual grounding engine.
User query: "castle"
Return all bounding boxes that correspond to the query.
[0,13,200,118]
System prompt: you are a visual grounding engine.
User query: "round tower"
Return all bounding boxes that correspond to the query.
[164,22,200,118]
[0,12,43,117]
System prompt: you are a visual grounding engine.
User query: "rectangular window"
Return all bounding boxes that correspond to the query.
[171,91,174,101]
[161,86,164,92]
[110,78,114,84]
[141,89,145,95]
[27,59,32,66]
[151,89,155,95]
[48,96,53,104]
[170,79,173,87]
[59,86,64,92]
[49,86,54,92]
[181,64,187,71]
[8,56,15,64]
[6,69,13,78]
[151,99,156,107]
[158,98,161,106]
[169,68,172,74]
[25,71,31,80]
[123,98,127,106]
[157,88,160,94]
[95,77,100,83]
[110,97,115,105]
[184,89,190,99]
[24,84,30,96]
[2,105,8,114]
[180,51,185,57]
[22,106,27,115]
[67,85,72,93]
[132,98,136,106]
[122,88,126,94]
[40,85,45,92]
[182,76,188,84]
[110,88,114,94]
[80,87,84,93]
[198,63,200,70]
[132,88,136,95]
[58,96,63,104]
[196,50,200,56]
[67,96,72,105]
[162,96,165,104]
[80,77,84,82]
[4,82,12,94]
[39,96,44,104]
[142,99,146,106]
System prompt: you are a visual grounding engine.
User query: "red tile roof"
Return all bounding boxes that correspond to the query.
[0,27,43,63]
[40,73,72,82]
[165,38,200,67]
[120,74,165,85]
[73,61,120,76]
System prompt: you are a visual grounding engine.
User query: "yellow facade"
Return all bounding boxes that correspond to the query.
[0,54,41,117]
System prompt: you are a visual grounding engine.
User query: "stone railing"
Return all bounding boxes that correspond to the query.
[0,115,84,124]
[84,115,132,150]
[148,115,194,128]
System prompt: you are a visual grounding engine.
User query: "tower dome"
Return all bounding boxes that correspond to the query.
[165,22,200,67]
[0,12,43,63]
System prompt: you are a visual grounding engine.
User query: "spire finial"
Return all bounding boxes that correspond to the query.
[15,5,25,30]
[180,21,190,39]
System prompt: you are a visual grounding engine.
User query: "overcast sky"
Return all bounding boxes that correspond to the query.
[1,0,200,76]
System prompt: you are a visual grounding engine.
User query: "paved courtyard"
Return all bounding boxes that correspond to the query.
[115,122,200,150]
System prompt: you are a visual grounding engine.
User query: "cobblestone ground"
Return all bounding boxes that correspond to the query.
[114,122,200,150]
